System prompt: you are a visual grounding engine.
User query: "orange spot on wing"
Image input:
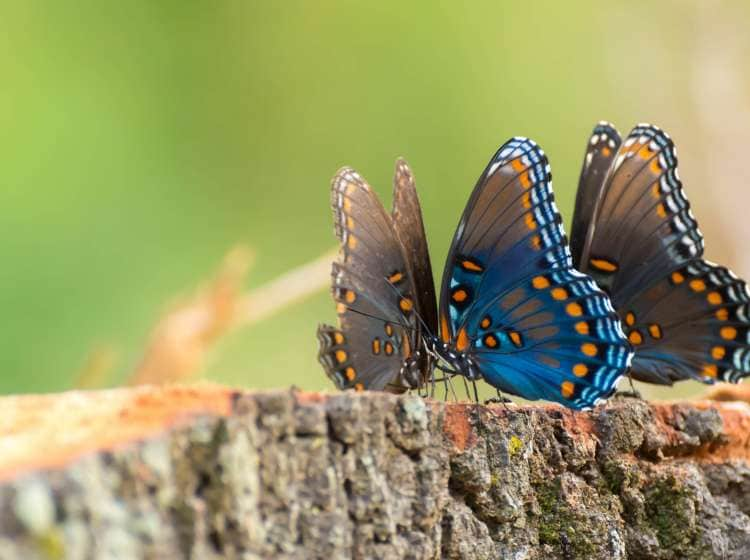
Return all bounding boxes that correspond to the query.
[520,171,531,189]
[511,158,525,172]
[372,338,381,354]
[690,279,707,292]
[335,350,348,363]
[509,331,522,347]
[388,271,404,283]
[456,328,469,351]
[384,341,394,355]
[581,343,597,357]
[649,159,662,174]
[531,235,541,250]
[716,308,729,321]
[625,312,635,326]
[334,332,344,344]
[573,363,588,377]
[532,276,550,289]
[638,145,653,159]
[462,260,483,272]
[566,302,583,317]
[522,192,531,208]
[551,287,568,300]
[345,367,356,381]
[628,330,643,345]
[590,258,618,272]
[656,204,667,218]
[345,290,356,303]
[484,334,498,348]
[651,182,661,200]
[702,364,718,379]
[561,381,575,398]
[648,324,662,339]
[575,321,589,335]
[354,383,364,392]
[602,147,611,157]
[707,292,722,305]
[671,271,685,284]
[524,213,537,230]
[452,289,468,303]
[712,346,726,360]
[399,298,413,312]
[480,316,491,329]
[721,326,738,340]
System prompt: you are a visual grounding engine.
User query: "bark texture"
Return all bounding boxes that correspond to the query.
[1,384,750,559]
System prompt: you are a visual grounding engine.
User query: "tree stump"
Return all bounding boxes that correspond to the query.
[0,384,749,559]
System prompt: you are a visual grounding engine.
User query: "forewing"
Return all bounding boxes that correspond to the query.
[575,124,704,304]
[438,138,569,342]
[391,158,438,337]
[570,122,621,267]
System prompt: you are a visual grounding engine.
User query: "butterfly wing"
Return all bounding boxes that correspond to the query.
[571,123,750,384]
[391,158,439,375]
[570,122,621,267]
[317,166,431,392]
[439,138,632,409]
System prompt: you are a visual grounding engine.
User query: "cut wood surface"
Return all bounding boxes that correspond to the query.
[1,384,749,559]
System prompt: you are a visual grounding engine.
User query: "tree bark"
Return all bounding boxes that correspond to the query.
[0,384,749,559]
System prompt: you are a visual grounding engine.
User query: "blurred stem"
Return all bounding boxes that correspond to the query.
[126,246,335,386]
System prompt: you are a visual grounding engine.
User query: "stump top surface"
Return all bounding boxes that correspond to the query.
[1,384,749,481]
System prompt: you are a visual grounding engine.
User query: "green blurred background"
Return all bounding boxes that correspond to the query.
[2,1,749,400]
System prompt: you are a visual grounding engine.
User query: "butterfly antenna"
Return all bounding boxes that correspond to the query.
[340,305,415,332]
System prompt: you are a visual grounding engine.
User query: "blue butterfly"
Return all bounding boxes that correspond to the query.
[571,122,750,386]
[318,138,632,409]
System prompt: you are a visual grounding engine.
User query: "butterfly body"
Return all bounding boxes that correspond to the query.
[319,138,632,410]
[571,122,750,385]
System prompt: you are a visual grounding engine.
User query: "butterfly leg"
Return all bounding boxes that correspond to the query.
[445,375,459,402]
[470,380,480,403]
[614,372,643,400]
[459,377,471,401]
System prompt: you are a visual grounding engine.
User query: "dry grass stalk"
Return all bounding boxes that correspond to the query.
[127,246,336,386]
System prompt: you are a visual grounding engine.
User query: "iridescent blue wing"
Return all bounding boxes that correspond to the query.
[317,164,436,392]
[439,138,632,409]
[571,123,750,385]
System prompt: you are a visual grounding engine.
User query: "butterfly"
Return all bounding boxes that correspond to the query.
[318,138,633,409]
[570,122,750,386]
